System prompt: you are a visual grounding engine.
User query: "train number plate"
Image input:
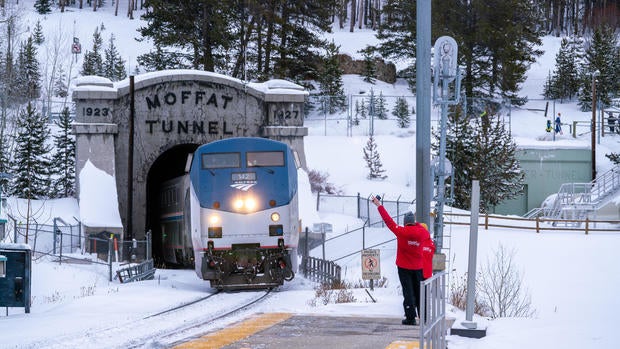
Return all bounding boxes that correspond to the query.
[232,172,256,182]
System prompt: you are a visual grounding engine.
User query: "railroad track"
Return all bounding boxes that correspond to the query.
[131,289,273,348]
[22,289,272,349]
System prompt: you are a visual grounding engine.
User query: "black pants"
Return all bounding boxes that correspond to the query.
[398,267,424,320]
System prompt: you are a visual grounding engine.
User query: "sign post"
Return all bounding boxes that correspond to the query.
[71,37,81,62]
[361,249,381,290]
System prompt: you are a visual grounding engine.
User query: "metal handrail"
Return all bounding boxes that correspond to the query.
[541,165,620,221]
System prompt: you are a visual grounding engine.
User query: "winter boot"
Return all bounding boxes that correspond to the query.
[401,317,416,326]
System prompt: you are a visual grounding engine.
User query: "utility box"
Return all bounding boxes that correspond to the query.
[0,243,32,313]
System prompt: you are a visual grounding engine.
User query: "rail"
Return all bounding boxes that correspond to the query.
[116,259,156,283]
[540,165,620,223]
[443,211,619,234]
[301,255,341,285]
[419,271,447,349]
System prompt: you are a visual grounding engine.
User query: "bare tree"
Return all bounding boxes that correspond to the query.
[477,244,536,318]
[349,0,356,32]
[41,20,71,120]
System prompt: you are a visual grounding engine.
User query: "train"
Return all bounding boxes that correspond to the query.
[159,137,300,290]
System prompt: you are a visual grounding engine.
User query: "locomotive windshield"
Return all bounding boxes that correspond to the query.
[202,152,240,169]
[246,151,284,167]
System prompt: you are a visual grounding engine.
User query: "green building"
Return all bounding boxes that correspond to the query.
[493,146,592,216]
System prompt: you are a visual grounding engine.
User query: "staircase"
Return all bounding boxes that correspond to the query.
[528,165,620,224]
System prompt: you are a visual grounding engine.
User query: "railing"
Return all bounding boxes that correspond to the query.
[315,191,414,224]
[116,259,156,283]
[419,271,447,349]
[443,211,619,234]
[8,215,82,259]
[301,255,341,285]
[540,165,620,222]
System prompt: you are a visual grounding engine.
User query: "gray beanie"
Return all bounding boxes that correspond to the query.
[403,212,415,225]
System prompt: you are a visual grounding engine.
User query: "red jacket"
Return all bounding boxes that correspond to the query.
[421,237,435,279]
[378,205,430,271]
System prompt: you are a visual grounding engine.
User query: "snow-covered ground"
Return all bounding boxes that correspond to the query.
[0,2,619,349]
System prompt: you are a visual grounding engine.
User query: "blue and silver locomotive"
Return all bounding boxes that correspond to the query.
[160,137,300,290]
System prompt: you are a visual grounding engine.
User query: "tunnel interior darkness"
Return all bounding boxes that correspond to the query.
[146,143,198,266]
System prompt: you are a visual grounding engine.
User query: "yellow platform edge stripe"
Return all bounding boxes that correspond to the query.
[385,340,420,349]
[173,312,293,349]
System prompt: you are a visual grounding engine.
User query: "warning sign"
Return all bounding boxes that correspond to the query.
[361,249,381,280]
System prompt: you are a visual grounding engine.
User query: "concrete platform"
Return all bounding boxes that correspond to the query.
[173,313,421,349]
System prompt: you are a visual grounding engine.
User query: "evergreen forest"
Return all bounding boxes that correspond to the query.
[0,0,618,202]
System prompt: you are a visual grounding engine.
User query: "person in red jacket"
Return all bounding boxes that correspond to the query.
[419,223,436,280]
[372,195,432,325]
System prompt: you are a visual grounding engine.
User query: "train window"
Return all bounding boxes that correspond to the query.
[202,153,240,169]
[247,151,284,167]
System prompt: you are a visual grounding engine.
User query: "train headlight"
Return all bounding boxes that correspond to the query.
[209,215,220,225]
[245,197,257,211]
[271,212,280,222]
[233,196,258,212]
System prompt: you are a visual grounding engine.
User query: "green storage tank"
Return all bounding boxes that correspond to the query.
[493,146,592,216]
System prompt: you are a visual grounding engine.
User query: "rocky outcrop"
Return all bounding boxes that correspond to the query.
[337,54,397,84]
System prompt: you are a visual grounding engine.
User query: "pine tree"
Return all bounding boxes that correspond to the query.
[137,43,191,72]
[318,40,346,114]
[470,111,525,211]
[437,107,524,212]
[34,0,52,14]
[367,90,377,120]
[353,100,360,126]
[549,37,581,102]
[53,66,69,98]
[103,34,127,81]
[376,91,387,120]
[360,47,376,84]
[32,20,45,45]
[363,135,387,180]
[360,99,368,119]
[11,37,41,103]
[578,25,617,111]
[81,28,104,76]
[542,71,558,100]
[50,107,76,198]
[392,97,410,128]
[10,102,52,199]
[398,0,543,102]
[374,0,416,91]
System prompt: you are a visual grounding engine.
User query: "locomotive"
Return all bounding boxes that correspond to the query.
[159,137,300,290]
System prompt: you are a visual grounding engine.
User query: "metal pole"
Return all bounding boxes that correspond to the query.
[416,0,432,228]
[108,236,113,281]
[591,73,597,180]
[322,225,326,260]
[53,218,58,255]
[127,76,135,240]
[59,226,63,265]
[463,180,480,328]
[434,74,449,252]
[146,230,152,260]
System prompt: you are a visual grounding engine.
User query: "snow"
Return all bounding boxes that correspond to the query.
[78,160,123,228]
[0,2,619,349]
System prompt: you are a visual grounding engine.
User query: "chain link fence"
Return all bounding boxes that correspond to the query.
[305,94,573,138]
[316,192,414,226]
[4,215,151,264]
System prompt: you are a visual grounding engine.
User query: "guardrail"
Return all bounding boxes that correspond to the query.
[420,271,447,349]
[116,259,156,283]
[301,255,341,285]
[443,211,619,234]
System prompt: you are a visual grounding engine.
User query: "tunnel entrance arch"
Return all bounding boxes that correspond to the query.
[146,143,198,265]
[72,71,308,253]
